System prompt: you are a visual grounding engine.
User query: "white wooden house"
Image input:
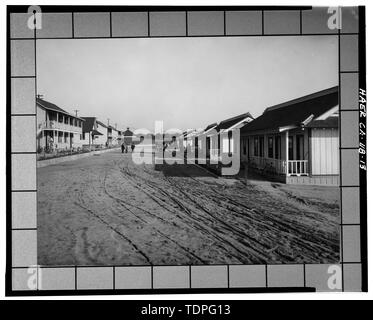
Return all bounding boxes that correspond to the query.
[240,86,339,185]
[201,112,254,172]
[36,98,85,152]
[95,120,109,147]
[81,117,105,150]
[107,125,122,146]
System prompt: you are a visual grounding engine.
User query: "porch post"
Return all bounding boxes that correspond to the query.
[285,130,289,176]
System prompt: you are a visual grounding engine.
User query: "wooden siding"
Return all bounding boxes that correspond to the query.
[286,175,339,186]
[310,128,339,175]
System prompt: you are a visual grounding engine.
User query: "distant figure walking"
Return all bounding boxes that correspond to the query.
[125,145,128,153]
[121,143,125,153]
[131,143,135,153]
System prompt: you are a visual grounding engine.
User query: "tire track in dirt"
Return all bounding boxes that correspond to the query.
[74,227,101,265]
[38,152,340,265]
[71,160,208,264]
[173,171,339,261]
[117,163,249,263]
[101,169,208,264]
[73,188,152,265]
[120,162,272,263]
[143,163,338,262]
[163,175,278,261]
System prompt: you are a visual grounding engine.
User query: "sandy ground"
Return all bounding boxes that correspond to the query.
[37,150,340,266]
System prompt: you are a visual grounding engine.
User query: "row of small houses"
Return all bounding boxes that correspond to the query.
[37,85,339,185]
[36,97,133,152]
[184,86,339,186]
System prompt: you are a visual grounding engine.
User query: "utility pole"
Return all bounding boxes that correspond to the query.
[107,118,110,127]
[73,109,79,117]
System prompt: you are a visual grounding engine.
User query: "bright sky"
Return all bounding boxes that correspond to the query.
[36,36,338,131]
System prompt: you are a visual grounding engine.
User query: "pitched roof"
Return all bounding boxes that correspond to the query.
[123,128,133,137]
[36,98,85,121]
[216,112,254,131]
[305,117,339,128]
[205,122,218,131]
[37,98,70,117]
[241,86,339,133]
[91,129,103,136]
[96,120,108,128]
[81,117,96,133]
[37,98,67,113]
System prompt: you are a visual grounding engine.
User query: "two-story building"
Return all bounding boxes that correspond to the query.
[81,117,105,150]
[115,129,123,146]
[108,125,122,146]
[36,98,85,152]
[95,120,109,147]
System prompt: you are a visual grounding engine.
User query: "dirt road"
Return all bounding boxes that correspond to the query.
[37,150,340,266]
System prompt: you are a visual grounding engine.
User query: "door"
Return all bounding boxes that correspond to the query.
[288,136,294,160]
[296,134,305,174]
[296,135,304,160]
[206,136,211,160]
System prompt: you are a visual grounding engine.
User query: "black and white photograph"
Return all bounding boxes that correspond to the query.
[36,33,340,266]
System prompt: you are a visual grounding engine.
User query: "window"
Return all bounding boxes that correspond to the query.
[74,119,77,127]
[254,137,259,156]
[58,114,63,123]
[275,136,281,159]
[228,131,233,155]
[259,136,264,157]
[268,137,274,158]
[243,139,247,155]
[64,117,68,124]
[296,135,304,160]
[64,133,68,143]
[288,136,294,160]
[58,132,62,143]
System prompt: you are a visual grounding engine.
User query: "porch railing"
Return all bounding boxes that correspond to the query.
[248,157,308,176]
[249,156,287,175]
[38,120,81,133]
[288,160,308,176]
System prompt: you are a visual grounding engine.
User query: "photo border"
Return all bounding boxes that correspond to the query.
[6,5,367,295]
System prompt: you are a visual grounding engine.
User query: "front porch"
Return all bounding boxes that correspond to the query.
[241,128,310,177]
[243,157,338,185]
[248,156,309,176]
